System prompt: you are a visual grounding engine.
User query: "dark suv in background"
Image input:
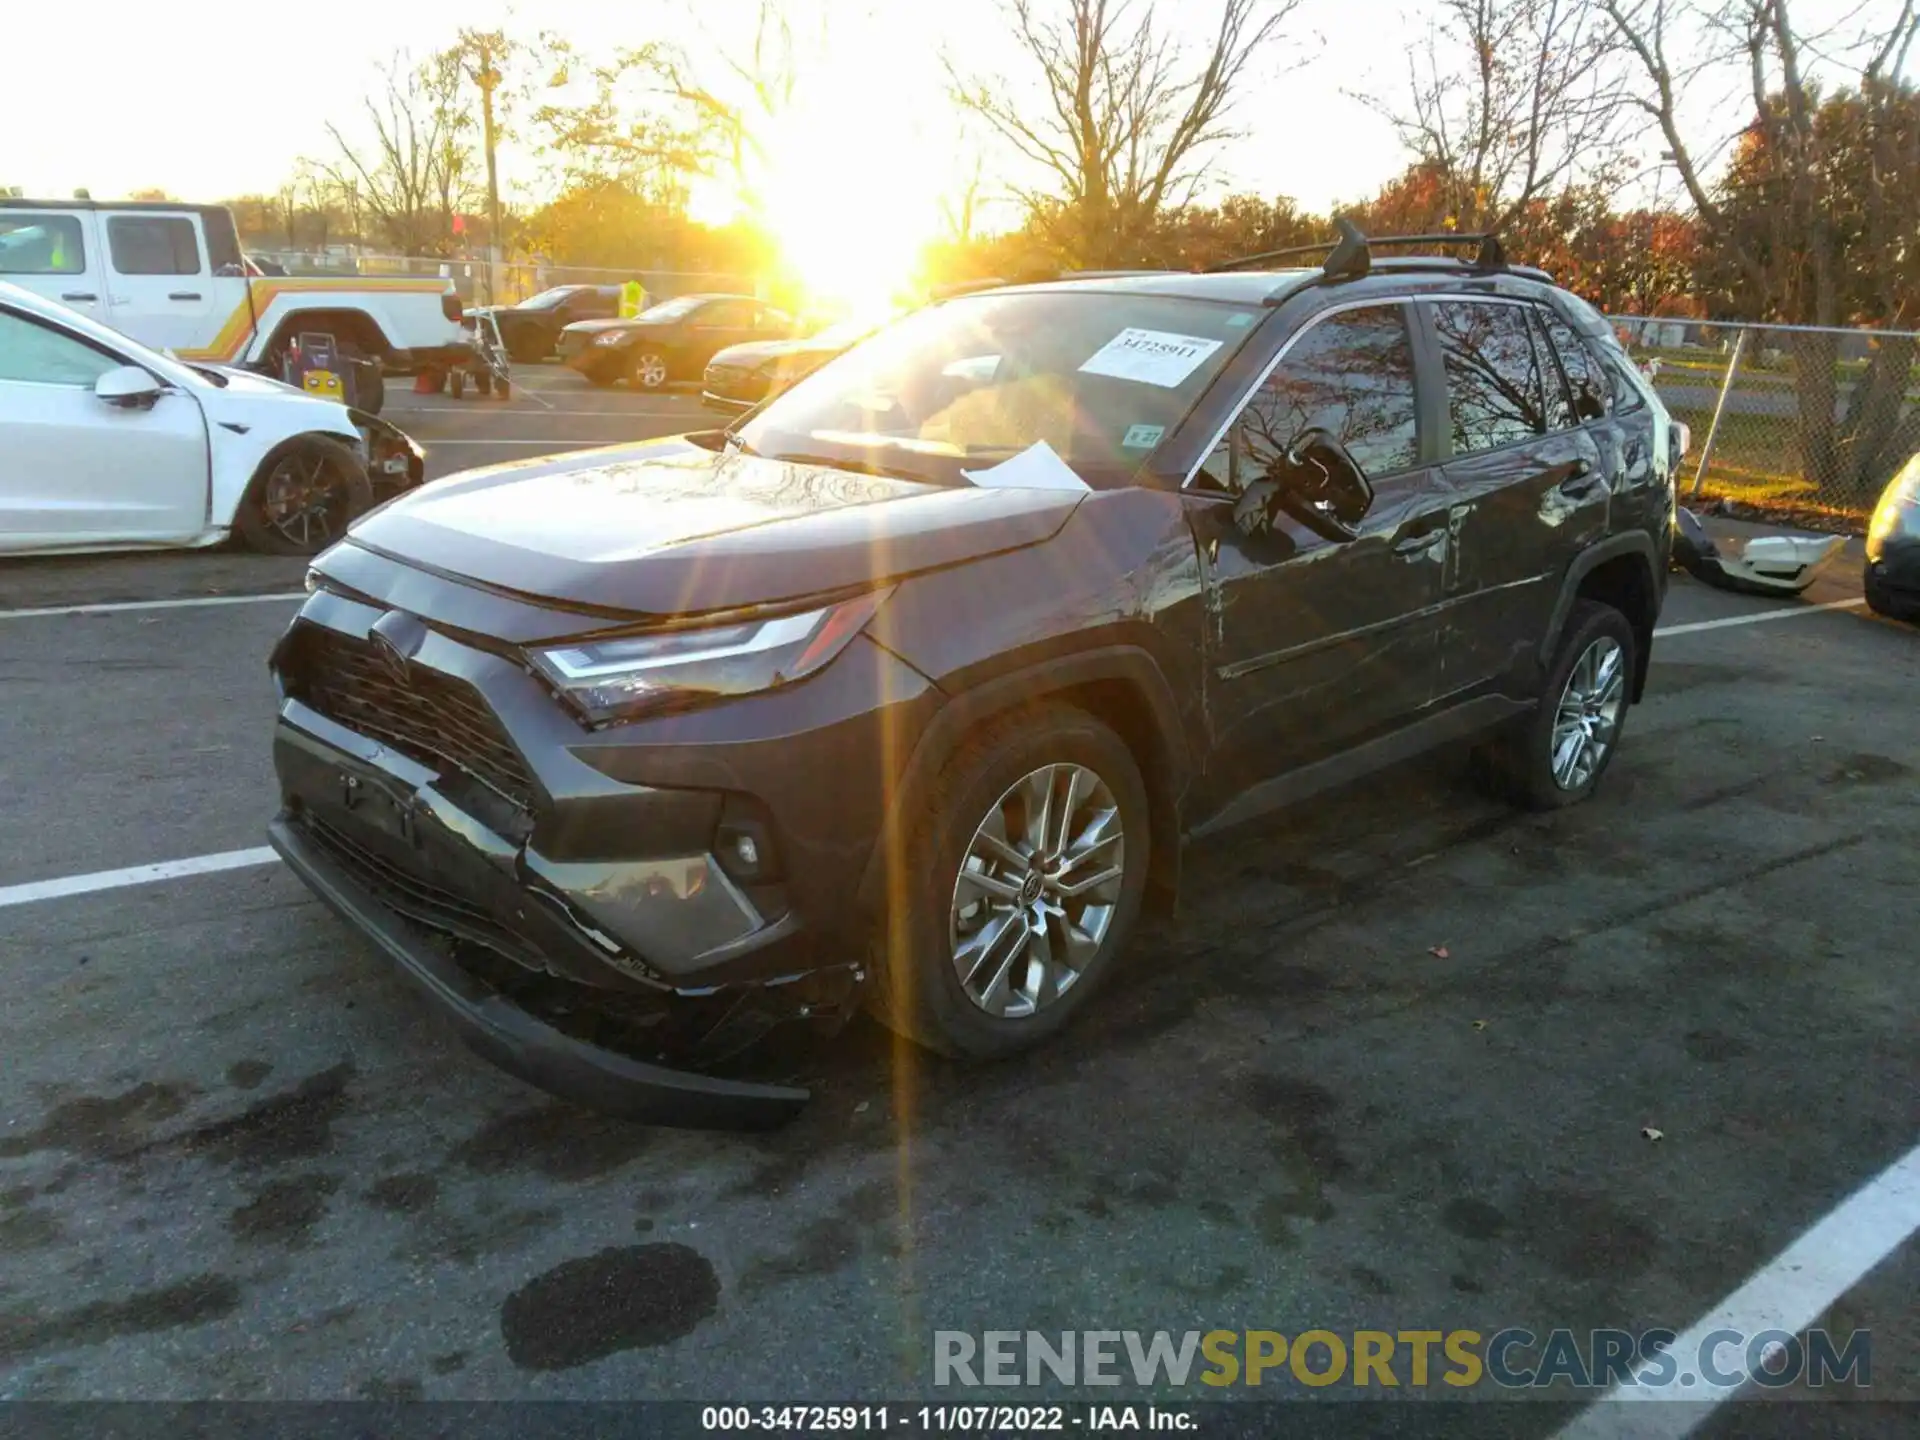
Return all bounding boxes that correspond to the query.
[267,227,1681,1127]
[464,285,623,363]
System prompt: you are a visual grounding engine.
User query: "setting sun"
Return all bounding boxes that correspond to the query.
[684,22,957,321]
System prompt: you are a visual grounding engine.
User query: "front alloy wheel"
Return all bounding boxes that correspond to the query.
[237,437,372,556]
[950,763,1125,1018]
[866,703,1150,1058]
[630,350,670,389]
[1550,636,1626,790]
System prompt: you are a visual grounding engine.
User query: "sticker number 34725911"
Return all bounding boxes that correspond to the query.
[1078,328,1225,388]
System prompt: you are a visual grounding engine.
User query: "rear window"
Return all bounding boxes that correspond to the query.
[1433,300,1550,457]
[1537,310,1609,424]
[0,215,85,275]
[106,216,201,276]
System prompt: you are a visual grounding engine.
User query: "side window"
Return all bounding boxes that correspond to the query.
[1539,310,1609,423]
[1197,304,1420,493]
[1434,300,1549,456]
[0,215,86,275]
[0,309,122,385]
[106,216,202,276]
[695,301,752,327]
[1599,347,1647,413]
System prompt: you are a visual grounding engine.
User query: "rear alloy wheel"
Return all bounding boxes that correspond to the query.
[867,703,1149,1058]
[629,350,670,390]
[1548,635,1627,791]
[1473,598,1636,810]
[236,436,373,556]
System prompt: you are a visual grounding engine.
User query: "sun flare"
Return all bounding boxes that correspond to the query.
[689,63,953,322]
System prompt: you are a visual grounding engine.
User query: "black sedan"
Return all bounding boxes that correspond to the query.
[467,285,623,363]
[701,316,879,413]
[1866,454,1920,620]
[559,294,794,390]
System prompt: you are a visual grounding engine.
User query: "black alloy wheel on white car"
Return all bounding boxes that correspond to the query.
[236,436,374,557]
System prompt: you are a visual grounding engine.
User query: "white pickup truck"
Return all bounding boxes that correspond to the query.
[0,199,472,413]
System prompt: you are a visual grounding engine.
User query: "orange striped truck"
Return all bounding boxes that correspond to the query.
[0,199,471,413]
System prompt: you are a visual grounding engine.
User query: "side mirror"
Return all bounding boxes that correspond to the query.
[1275,429,1374,539]
[94,365,165,409]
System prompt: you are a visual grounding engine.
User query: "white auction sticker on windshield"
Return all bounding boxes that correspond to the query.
[1079,328,1224,388]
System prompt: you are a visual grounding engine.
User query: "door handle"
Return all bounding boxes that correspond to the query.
[1393,529,1446,558]
[1558,459,1605,496]
[61,292,98,302]
[168,291,202,301]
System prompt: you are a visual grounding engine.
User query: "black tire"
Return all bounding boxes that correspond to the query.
[473,368,493,396]
[1864,567,1917,622]
[866,703,1151,1059]
[235,436,373,557]
[493,376,512,400]
[628,349,671,390]
[334,346,385,415]
[448,369,467,400]
[1474,599,1637,811]
[354,362,385,415]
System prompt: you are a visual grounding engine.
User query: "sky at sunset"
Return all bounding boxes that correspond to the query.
[0,0,1894,230]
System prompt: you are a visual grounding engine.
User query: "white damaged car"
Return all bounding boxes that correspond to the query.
[0,280,423,556]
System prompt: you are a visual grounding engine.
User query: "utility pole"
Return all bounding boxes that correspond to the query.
[463,31,506,306]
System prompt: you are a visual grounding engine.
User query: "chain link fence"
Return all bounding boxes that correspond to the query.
[1609,315,1920,522]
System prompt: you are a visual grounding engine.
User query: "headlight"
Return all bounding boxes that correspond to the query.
[1869,457,1920,549]
[593,330,632,347]
[530,588,892,726]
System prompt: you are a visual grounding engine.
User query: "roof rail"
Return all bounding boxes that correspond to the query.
[1204,219,1511,280]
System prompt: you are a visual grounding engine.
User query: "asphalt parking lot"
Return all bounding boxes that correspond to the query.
[1,363,1915,1430]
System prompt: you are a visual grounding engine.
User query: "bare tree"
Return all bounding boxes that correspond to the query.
[950,0,1306,266]
[1376,0,1632,231]
[1602,0,1920,498]
[532,2,801,217]
[313,52,481,255]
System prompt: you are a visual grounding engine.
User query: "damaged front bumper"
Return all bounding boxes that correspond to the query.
[269,814,808,1129]
[265,592,880,1127]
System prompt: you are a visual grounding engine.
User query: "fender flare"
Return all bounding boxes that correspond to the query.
[855,645,1194,922]
[1539,531,1662,699]
[243,304,400,367]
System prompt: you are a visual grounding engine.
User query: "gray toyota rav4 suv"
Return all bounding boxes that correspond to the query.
[268,226,1682,1127]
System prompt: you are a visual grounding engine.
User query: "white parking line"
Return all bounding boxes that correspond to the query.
[0,847,281,909]
[0,592,304,622]
[1554,1139,1920,1439]
[1655,597,1865,637]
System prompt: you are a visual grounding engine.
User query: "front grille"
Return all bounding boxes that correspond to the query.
[306,813,497,931]
[290,625,536,810]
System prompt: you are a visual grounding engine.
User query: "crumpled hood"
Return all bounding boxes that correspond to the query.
[344,437,1085,617]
